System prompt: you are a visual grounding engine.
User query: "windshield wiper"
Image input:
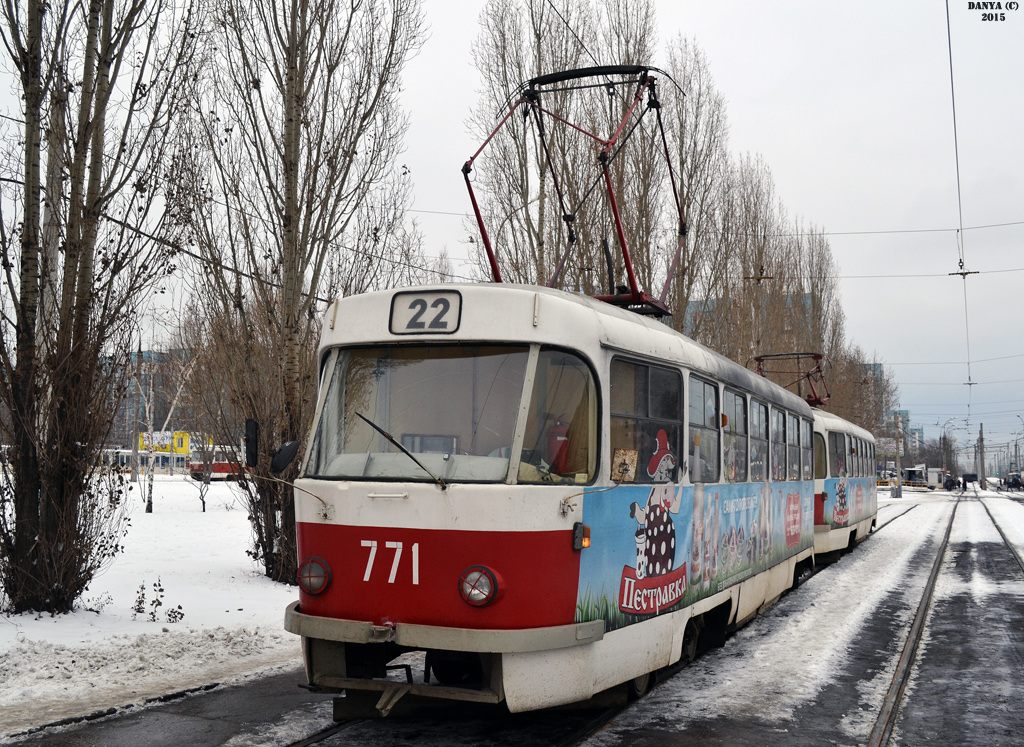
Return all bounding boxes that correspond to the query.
[355,412,447,490]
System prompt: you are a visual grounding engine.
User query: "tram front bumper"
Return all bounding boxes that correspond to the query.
[284,600,604,653]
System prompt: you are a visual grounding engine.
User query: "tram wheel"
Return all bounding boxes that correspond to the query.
[429,653,482,685]
[626,671,652,701]
[793,563,813,588]
[681,618,702,664]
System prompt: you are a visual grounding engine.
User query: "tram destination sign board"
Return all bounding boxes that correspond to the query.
[389,290,462,335]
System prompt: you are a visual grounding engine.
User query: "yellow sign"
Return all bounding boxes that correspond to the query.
[138,431,191,454]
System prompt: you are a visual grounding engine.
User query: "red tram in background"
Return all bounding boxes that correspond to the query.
[189,446,244,481]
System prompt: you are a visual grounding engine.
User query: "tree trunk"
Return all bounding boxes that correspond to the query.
[10,0,46,613]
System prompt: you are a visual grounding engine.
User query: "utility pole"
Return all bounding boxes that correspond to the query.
[889,412,903,498]
[978,424,986,489]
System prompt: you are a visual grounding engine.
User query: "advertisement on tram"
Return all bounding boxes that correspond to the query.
[576,479,814,630]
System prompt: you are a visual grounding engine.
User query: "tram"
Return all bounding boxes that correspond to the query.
[282,64,876,716]
[189,446,244,481]
[284,283,836,715]
[811,409,877,555]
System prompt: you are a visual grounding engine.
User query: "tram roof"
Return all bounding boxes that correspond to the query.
[812,407,875,442]
[320,284,813,416]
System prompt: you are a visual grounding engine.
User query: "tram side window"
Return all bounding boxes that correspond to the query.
[688,377,720,483]
[723,389,748,483]
[801,419,813,480]
[770,409,786,481]
[750,401,768,482]
[787,413,800,480]
[519,349,599,484]
[853,438,862,477]
[609,359,682,483]
[828,431,847,477]
[814,432,827,479]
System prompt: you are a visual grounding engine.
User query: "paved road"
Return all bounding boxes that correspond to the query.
[6,667,334,746]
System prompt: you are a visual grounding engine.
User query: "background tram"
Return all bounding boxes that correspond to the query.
[189,446,245,481]
[282,284,876,717]
[812,409,878,555]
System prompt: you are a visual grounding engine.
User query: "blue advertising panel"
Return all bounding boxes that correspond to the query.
[576,479,813,631]
[821,475,877,529]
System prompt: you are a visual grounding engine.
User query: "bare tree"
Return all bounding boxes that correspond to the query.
[827,345,900,434]
[469,0,597,286]
[132,349,194,513]
[661,35,731,341]
[181,0,424,582]
[0,0,201,613]
[466,5,894,435]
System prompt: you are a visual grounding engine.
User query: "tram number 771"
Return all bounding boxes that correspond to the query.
[360,540,421,585]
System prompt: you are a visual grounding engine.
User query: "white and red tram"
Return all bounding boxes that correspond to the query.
[284,283,873,715]
[189,446,245,481]
[811,408,877,555]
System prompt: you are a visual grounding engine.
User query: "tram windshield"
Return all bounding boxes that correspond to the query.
[305,345,597,484]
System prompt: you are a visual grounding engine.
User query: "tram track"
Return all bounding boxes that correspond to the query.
[979,497,1024,576]
[283,494,994,747]
[865,496,960,747]
[287,719,363,747]
[872,502,918,533]
[864,493,1024,747]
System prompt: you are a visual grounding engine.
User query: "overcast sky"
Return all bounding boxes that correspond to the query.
[401,0,1024,465]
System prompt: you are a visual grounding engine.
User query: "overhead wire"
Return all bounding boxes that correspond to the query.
[0,145,480,296]
[543,0,602,69]
[945,0,976,423]
[408,203,1024,237]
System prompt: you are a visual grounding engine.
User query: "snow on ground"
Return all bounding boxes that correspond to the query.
[0,476,302,738]
[935,495,1024,603]
[983,493,1024,552]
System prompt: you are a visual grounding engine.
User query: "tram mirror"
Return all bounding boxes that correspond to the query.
[271,441,301,474]
[245,418,259,468]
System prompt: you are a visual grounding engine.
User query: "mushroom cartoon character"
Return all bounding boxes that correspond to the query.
[647,429,677,481]
[629,484,681,579]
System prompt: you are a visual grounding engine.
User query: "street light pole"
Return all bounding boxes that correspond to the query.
[938,417,964,485]
[1016,415,1024,475]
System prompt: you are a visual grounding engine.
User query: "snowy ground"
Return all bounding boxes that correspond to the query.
[2,482,1020,744]
[0,476,302,738]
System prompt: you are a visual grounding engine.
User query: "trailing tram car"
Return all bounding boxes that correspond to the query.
[811,409,877,555]
[283,282,846,716]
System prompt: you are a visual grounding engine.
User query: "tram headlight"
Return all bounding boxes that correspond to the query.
[458,565,501,607]
[297,557,331,595]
